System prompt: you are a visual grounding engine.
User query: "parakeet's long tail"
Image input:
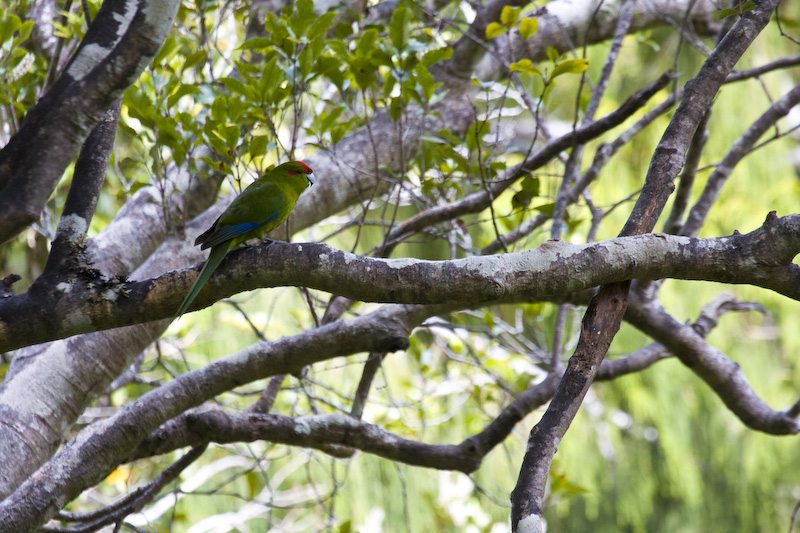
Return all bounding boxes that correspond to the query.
[174,242,231,319]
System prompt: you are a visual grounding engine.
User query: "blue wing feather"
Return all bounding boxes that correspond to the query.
[198,212,280,250]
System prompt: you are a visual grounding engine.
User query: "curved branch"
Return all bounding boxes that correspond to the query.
[135,407,482,473]
[625,292,797,434]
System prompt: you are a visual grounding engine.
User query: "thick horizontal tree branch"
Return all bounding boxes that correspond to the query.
[2,213,799,352]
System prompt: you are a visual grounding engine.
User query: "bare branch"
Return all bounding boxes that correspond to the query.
[137,407,483,473]
[383,72,672,248]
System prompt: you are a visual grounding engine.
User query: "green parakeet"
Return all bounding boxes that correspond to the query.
[175,161,315,318]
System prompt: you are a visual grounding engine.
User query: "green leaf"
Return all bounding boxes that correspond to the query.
[535,202,555,216]
[239,37,271,50]
[717,1,755,19]
[317,56,345,89]
[415,63,439,101]
[509,59,541,76]
[264,13,289,43]
[500,6,521,28]
[550,58,589,80]
[422,47,453,67]
[220,77,248,97]
[259,56,282,99]
[547,46,559,63]
[182,50,206,71]
[389,6,410,51]
[167,84,200,108]
[249,135,268,157]
[307,12,336,41]
[223,124,241,151]
[349,56,376,90]
[291,0,316,36]
[389,96,402,121]
[465,121,489,153]
[355,28,378,57]
[51,20,72,39]
[485,22,505,40]
[18,20,34,42]
[331,125,346,144]
[319,105,345,132]
[511,190,531,210]
[523,176,540,194]
[519,16,537,40]
[0,14,21,45]
[153,35,178,65]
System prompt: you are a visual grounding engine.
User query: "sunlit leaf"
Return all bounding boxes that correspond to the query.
[485,22,505,40]
[509,59,541,76]
[519,16,537,40]
[551,58,589,80]
[500,5,521,28]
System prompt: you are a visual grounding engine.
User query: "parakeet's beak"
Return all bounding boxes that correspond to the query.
[306,172,316,186]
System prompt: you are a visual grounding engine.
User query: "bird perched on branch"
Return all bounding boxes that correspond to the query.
[175,161,315,319]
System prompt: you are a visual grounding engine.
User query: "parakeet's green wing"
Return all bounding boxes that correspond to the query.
[198,181,285,250]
